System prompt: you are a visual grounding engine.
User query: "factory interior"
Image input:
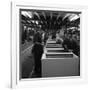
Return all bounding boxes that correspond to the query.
[20,9,80,79]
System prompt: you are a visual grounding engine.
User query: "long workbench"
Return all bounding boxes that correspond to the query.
[41,39,79,77]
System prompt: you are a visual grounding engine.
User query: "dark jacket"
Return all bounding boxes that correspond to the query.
[32,42,43,67]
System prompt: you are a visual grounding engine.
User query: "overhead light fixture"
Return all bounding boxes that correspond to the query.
[63,13,71,20]
[36,21,39,25]
[21,11,32,18]
[69,14,79,21]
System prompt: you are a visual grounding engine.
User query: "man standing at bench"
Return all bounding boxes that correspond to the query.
[32,31,44,77]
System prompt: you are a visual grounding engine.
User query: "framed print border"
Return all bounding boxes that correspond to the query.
[11,1,88,88]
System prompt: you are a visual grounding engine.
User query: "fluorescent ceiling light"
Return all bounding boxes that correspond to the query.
[69,14,79,21]
[21,11,32,18]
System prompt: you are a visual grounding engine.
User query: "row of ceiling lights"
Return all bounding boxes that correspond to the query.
[21,11,80,21]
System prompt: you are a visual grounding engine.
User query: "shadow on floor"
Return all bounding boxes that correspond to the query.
[22,55,34,78]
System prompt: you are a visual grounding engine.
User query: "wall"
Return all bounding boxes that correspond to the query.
[0,0,90,90]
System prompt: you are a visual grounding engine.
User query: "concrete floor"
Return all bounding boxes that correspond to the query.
[20,41,34,78]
